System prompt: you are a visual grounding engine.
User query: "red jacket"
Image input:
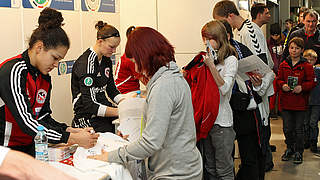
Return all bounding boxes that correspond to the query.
[115,54,142,94]
[276,57,316,110]
[0,51,69,147]
[184,52,220,141]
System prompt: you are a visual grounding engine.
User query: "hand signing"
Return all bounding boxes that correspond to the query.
[87,149,109,162]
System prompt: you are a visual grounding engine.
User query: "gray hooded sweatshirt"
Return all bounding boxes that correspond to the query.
[108,61,202,180]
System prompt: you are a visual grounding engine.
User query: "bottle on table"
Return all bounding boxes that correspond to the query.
[34,125,49,162]
[136,90,141,98]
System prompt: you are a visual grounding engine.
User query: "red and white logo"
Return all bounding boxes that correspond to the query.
[36,89,47,104]
[105,68,110,78]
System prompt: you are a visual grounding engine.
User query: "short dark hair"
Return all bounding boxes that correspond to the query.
[125,27,175,77]
[251,3,268,20]
[299,7,309,15]
[29,8,70,50]
[289,37,304,49]
[213,0,239,19]
[285,19,293,24]
[303,9,319,20]
[270,23,281,35]
[219,20,233,39]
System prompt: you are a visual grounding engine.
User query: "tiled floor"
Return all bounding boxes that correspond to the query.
[235,117,320,180]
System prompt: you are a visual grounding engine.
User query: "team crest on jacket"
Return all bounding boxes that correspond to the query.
[105,68,110,78]
[36,89,47,104]
[84,77,93,86]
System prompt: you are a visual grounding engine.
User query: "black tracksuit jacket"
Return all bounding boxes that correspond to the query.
[71,48,120,128]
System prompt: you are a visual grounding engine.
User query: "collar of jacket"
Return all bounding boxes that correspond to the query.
[184,51,206,70]
[305,29,320,42]
[238,19,250,31]
[22,50,45,77]
[297,28,320,39]
[284,56,307,68]
[147,61,179,90]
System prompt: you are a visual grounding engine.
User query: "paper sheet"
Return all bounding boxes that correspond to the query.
[238,54,272,81]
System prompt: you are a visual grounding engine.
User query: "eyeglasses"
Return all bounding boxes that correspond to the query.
[98,32,120,40]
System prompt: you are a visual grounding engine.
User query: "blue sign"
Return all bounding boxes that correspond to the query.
[0,1,11,7]
[58,60,75,75]
[81,0,115,13]
[23,0,74,10]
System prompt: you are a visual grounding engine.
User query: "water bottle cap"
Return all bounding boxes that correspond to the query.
[37,125,44,131]
[136,90,141,95]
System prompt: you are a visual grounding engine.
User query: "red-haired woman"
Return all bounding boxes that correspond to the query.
[89,27,203,179]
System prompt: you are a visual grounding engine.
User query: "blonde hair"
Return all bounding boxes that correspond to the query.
[303,49,318,58]
[201,20,237,64]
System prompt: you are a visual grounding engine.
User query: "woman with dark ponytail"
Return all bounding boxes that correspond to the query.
[0,8,99,156]
[71,21,123,133]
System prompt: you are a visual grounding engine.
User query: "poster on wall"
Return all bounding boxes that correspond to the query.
[0,0,20,8]
[58,60,75,75]
[251,0,266,5]
[81,0,115,13]
[23,0,74,10]
[57,55,115,75]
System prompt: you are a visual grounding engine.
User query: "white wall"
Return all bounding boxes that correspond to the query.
[120,0,223,68]
[0,0,245,125]
[0,8,23,60]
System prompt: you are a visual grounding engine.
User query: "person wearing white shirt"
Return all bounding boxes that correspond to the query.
[251,2,275,172]
[202,20,238,180]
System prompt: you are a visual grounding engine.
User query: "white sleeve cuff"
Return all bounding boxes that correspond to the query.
[252,81,264,91]
[97,105,108,117]
[0,146,10,166]
[114,94,124,104]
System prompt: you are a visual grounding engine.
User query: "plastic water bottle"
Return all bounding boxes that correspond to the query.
[34,125,49,162]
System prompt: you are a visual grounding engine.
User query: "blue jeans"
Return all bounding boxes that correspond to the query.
[304,105,320,145]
